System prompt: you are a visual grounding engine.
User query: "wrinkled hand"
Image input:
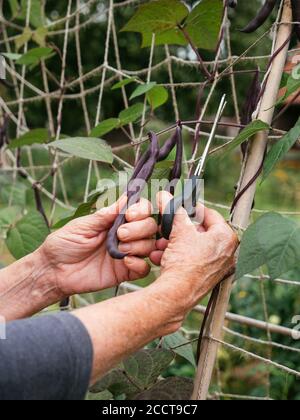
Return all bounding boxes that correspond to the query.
[40,197,157,298]
[149,191,239,313]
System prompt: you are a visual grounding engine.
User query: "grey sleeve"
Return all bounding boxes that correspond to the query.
[0,313,93,400]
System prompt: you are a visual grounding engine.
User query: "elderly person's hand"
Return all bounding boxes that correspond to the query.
[40,197,157,297]
[148,191,239,318]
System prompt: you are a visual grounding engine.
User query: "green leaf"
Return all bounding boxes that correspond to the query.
[32,27,48,47]
[90,119,120,138]
[16,47,53,66]
[8,0,20,18]
[6,211,49,260]
[111,78,137,90]
[15,27,32,51]
[53,193,101,229]
[237,213,300,280]
[0,207,21,232]
[135,377,194,400]
[90,349,174,398]
[9,128,50,149]
[147,86,169,110]
[121,0,189,35]
[90,369,138,397]
[20,0,44,28]
[130,82,157,100]
[263,117,300,181]
[86,390,113,401]
[217,120,270,159]
[119,103,144,126]
[50,137,114,163]
[162,332,196,367]
[124,349,174,390]
[142,28,187,48]
[1,53,22,61]
[0,180,27,207]
[184,0,223,50]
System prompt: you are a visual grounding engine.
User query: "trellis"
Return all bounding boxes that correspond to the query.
[1,0,300,401]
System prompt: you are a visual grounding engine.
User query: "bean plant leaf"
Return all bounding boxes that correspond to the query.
[184,0,223,50]
[90,349,174,398]
[121,0,189,35]
[263,117,300,181]
[130,82,157,100]
[1,53,22,61]
[217,120,270,159]
[111,78,137,90]
[162,332,196,367]
[135,377,194,400]
[9,129,50,149]
[123,349,174,390]
[18,0,45,28]
[0,207,21,232]
[142,28,186,48]
[236,213,300,280]
[53,192,101,229]
[8,0,20,18]
[0,179,27,207]
[147,86,169,110]
[90,119,120,138]
[86,390,113,401]
[16,47,53,66]
[6,211,49,260]
[32,27,48,47]
[50,137,114,163]
[15,27,32,51]
[119,103,144,126]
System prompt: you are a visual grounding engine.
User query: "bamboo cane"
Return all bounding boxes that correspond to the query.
[192,0,293,401]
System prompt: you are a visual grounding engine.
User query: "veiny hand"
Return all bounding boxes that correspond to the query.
[39,197,157,298]
[149,191,239,314]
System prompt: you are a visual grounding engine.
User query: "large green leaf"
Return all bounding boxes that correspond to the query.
[217,120,270,159]
[237,213,300,280]
[90,349,174,398]
[90,119,120,138]
[147,86,169,110]
[19,0,44,28]
[124,349,174,390]
[16,47,53,66]
[0,180,27,207]
[9,128,50,149]
[121,0,189,35]
[162,332,196,367]
[0,207,21,232]
[119,103,144,126]
[6,211,49,260]
[142,28,187,48]
[263,117,300,181]
[130,82,157,100]
[135,377,194,400]
[50,137,114,163]
[185,0,223,50]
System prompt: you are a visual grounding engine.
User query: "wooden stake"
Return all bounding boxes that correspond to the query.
[192,0,293,401]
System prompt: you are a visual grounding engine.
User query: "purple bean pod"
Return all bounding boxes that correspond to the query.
[241,0,278,33]
[107,132,159,260]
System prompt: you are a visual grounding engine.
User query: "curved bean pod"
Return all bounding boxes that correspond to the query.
[241,0,278,33]
[107,132,159,260]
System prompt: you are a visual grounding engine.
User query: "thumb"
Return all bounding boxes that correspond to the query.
[87,195,128,231]
[156,191,194,237]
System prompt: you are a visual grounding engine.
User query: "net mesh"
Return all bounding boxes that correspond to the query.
[1,0,300,400]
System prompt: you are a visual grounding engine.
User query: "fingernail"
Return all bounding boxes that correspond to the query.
[120,243,131,252]
[118,227,129,240]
